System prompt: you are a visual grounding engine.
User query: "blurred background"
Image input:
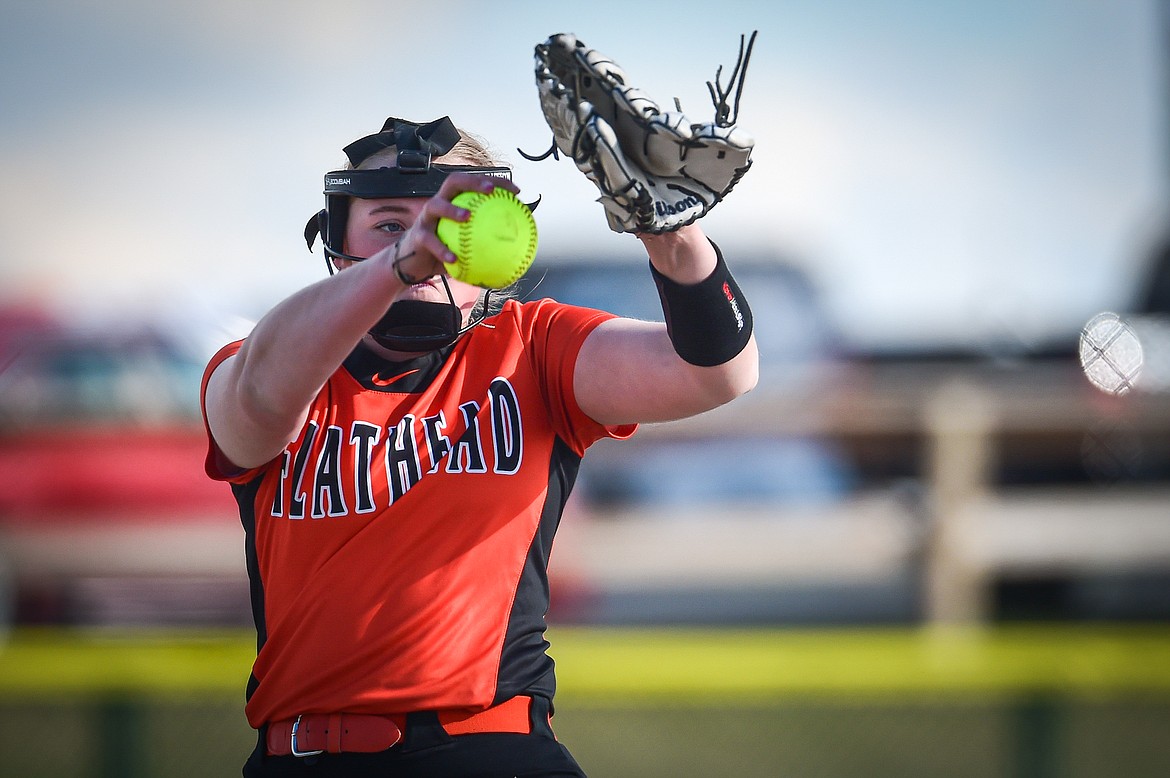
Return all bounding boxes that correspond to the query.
[2,0,1169,775]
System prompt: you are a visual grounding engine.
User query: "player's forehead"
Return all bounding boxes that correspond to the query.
[350,197,425,218]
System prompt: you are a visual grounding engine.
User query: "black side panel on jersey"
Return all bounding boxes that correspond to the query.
[492,436,583,708]
[231,476,268,701]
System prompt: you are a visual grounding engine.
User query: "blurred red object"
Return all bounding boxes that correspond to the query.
[0,425,234,526]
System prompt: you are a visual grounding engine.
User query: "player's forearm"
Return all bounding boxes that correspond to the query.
[641,226,758,397]
[638,224,717,283]
[232,254,401,420]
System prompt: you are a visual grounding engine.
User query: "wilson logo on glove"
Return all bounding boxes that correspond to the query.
[656,195,702,218]
[524,31,758,235]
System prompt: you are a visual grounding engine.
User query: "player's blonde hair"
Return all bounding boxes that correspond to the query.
[351,128,506,171]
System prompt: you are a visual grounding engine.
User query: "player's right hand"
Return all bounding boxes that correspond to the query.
[376,173,521,286]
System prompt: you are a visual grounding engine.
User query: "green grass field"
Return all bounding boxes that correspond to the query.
[2,625,1169,777]
[4,624,1170,698]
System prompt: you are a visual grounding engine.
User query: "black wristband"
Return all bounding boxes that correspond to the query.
[649,241,753,366]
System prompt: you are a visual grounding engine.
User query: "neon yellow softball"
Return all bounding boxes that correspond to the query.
[436,189,538,289]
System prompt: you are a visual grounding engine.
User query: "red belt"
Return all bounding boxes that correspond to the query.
[266,695,534,756]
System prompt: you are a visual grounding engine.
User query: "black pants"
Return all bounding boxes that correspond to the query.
[243,697,586,777]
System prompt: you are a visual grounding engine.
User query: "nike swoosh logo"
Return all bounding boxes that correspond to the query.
[370,368,420,388]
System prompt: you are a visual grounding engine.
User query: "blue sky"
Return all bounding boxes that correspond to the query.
[0,0,1165,351]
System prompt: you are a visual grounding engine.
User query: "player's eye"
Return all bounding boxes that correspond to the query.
[376,222,406,234]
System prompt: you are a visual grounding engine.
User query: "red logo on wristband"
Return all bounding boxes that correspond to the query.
[723,282,745,332]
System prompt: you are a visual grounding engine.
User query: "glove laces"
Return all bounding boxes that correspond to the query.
[520,31,759,163]
[706,30,758,128]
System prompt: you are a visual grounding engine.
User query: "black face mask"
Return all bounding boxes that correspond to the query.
[368,250,509,352]
[364,270,495,354]
[367,299,463,353]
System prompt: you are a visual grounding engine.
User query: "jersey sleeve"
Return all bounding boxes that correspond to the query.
[511,298,638,454]
[199,339,261,484]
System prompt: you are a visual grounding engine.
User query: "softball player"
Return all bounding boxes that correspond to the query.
[201,114,758,776]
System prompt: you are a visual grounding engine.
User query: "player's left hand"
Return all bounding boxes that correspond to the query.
[529,32,757,234]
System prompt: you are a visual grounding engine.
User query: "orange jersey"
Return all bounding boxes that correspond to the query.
[200,299,635,728]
